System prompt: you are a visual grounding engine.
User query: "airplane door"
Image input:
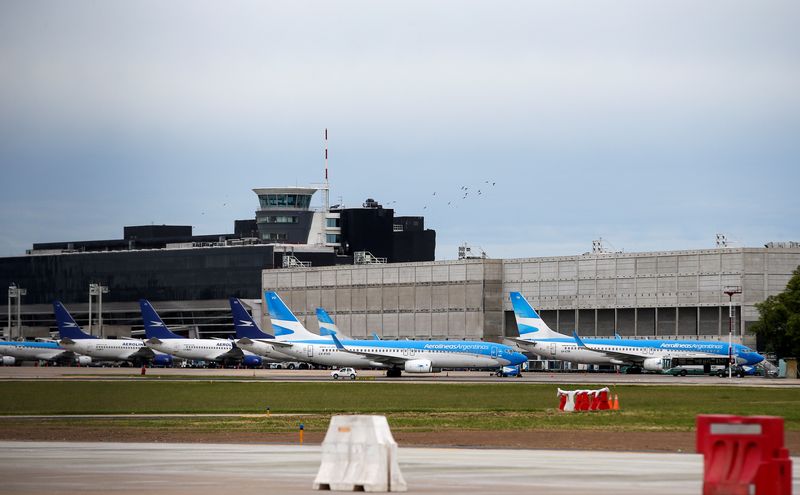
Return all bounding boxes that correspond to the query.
[549,343,557,357]
[307,345,313,358]
[491,347,498,358]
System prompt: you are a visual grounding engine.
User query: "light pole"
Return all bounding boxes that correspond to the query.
[88,284,109,337]
[724,286,742,379]
[7,285,26,340]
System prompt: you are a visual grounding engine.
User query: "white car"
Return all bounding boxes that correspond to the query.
[331,367,357,380]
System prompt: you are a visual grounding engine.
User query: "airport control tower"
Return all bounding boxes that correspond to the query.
[252,187,341,249]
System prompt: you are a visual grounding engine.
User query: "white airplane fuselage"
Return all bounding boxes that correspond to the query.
[146,338,237,361]
[61,339,150,362]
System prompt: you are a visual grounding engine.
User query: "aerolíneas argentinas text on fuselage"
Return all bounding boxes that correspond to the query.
[236,291,527,377]
[508,292,764,372]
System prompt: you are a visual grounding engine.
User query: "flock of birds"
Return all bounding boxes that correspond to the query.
[422,179,497,210]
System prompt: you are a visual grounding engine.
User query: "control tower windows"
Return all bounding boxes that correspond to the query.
[258,194,312,210]
[257,216,298,224]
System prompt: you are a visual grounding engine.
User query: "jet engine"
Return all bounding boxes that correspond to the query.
[1,356,15,366]
[76,356,92,366]
[404,359,433,373]
[242,355,263,368]
[642,357,666,372]
[152,354,173,367]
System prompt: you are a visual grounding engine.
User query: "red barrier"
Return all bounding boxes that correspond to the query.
[596,389,610,411]
[696,415,792,495]
[558,393,567,411]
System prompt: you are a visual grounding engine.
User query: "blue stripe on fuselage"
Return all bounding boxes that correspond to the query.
[0,341,63,349]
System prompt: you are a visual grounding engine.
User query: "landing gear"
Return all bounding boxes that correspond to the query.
[386,368,402,378]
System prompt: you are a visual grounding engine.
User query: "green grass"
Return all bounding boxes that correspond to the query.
[2,381,799,432]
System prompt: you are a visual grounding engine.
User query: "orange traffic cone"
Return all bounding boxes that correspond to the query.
[607,395,613,410]
[612,394,620,411]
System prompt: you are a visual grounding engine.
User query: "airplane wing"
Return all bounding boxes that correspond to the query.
[505,337,539,348]
[214,346,244,362]
[329,334,408,366]
[127,346,156,360]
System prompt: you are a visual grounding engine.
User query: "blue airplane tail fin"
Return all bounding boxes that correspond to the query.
[509,292,562,339]
[53,301,96,340]
[264,291,319,340]
[139,299,182,340]
[229,298,274,339]
[316,307,348,338]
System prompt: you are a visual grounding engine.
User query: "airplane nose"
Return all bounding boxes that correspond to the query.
[511,352,527,366]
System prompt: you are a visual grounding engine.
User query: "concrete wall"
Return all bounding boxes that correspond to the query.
[263,259,503,341]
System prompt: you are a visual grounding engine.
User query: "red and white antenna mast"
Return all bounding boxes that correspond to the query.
[323,128,330,212]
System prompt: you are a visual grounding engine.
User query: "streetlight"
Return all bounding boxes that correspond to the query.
[88,283,109,337]
[724,286,742,379]
[7,284,26,340]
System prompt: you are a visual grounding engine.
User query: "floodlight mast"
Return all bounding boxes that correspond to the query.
[724,286,742,379]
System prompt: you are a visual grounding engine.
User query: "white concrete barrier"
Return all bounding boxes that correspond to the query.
[313,415,407,492]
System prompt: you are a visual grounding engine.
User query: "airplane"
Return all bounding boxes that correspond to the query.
[53,301,172,366]
[0,340,86,366]
[508,291,765,373]
[140,299,263,367]
[229,297,295,363]
[237,291,527,377]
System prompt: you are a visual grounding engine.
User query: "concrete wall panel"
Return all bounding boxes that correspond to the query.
[383,267,399,285]
[398,313,414,337]
[416,312,432,338]
[415,266,432,283]
[448,284,466,310]
[336,269,352,287]
[399,266,415,284]
[432,285,448,310]
[320,270,337,287]
[383,286,399,311]
[398,286,415,311]
[367,287,382,311]
[350,313,366,337]
[382,312,398,338]
[450,263,467,282]
[351,268,367,285]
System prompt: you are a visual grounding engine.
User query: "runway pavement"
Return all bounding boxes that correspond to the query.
[6,440,795,495]
[0,365,798,386]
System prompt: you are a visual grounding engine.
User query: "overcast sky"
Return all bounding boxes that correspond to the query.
[1,1,798,259]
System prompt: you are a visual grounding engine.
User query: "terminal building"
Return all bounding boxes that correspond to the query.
[0,186,435,339]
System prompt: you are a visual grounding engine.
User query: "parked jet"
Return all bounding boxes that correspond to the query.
[53,301,172,366]
[140,299,262,367]
[0,340,85,366]
[508,292,765,373]
[238,291,527,377]
[229,297,295,363]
